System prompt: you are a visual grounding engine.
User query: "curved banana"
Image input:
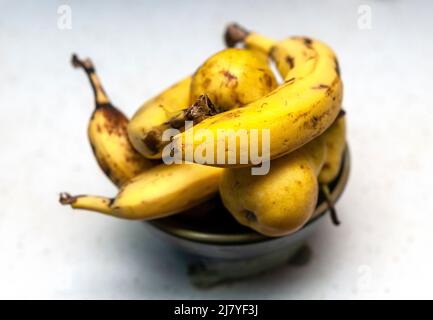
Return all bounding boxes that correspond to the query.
[219,138,326,237]
[72,54,153,187]
[239,26,346,221]
[225,23,276,55]
[60,163,223,220]
[128,47,277,160]
[318,113,346,184]
[174,26,343,167]
[127,76,192,159]
[226,24,323,79]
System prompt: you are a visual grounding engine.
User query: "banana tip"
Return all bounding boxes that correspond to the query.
[71,54,80,68]
[71,54,94,71]
[224,23,249,47]
[59,192,76,205]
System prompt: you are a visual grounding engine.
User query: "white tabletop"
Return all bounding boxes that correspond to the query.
[1,0,432,299]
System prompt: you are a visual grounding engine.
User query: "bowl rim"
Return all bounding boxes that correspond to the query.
[147,146,351,245]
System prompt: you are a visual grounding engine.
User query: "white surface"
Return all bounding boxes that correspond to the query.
[1,0,432,299]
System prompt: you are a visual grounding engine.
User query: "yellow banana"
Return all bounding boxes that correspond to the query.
[128,47,277,160]
[232,27,347,223]
[219,138,326,237]
[72,54,153,187]
[127,76,192,159]
[60,163,223,220]
[318,113,347,184]
[226,24,323,79]
[190,48,277,112]
[173,26,342,167]
[225,23,276,55]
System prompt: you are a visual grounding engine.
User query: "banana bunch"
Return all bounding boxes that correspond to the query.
[60,23,347,238]
[61,55,223,219]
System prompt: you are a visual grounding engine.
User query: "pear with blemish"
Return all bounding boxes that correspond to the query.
[219,138,326,237]
[318,114,347,184]
[190,48,277,113]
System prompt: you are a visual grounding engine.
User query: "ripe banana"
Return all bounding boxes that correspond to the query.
[225,23,276,55]
[72,54,153,187]
[232,26,347,222]
[190,48,277,112]
[60,163,223,220]
[128,47,277,160]
[173,26,342,167]
[127,76,192,159]
[219,138,326,237]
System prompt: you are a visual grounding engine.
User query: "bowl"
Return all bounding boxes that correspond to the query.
[144,147,350,286]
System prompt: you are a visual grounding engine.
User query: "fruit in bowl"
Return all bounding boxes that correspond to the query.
[60,23,348,246]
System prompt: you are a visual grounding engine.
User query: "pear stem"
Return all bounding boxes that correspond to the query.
[337,109,346,119]
[321,184,340,226]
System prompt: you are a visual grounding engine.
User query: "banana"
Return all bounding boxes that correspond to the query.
[60,163,223,220]
[226,24,320,79]
[173,25,342,167]
[232,27,347,223]
[128,47,277,160]
[225,23,276,55]
[318,113,346,184]
[190,48,277,112]
[72,54,154,187]
[219,137,326,237]
[127,76,192,159]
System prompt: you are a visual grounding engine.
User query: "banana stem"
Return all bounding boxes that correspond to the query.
[321,184,340,226]
[224,23,250,47]
[166,94,217,128]
[71,54,110,106]
[140,95,217,155]
[59,192,114,215]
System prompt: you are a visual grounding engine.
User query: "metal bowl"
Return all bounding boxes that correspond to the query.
[144,148,350,286]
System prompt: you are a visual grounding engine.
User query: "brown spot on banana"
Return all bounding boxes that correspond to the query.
[142,128,165,153]
[263,73,274,88]
[293,111,310,123]
[302,37,313,48]
[286,55,295,69]
[311,84,330,90]
[284,77,296,85]
[302,106,336,132]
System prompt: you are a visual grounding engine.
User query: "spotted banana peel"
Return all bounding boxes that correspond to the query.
[72,54,153,187]
[172,25,343,167]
